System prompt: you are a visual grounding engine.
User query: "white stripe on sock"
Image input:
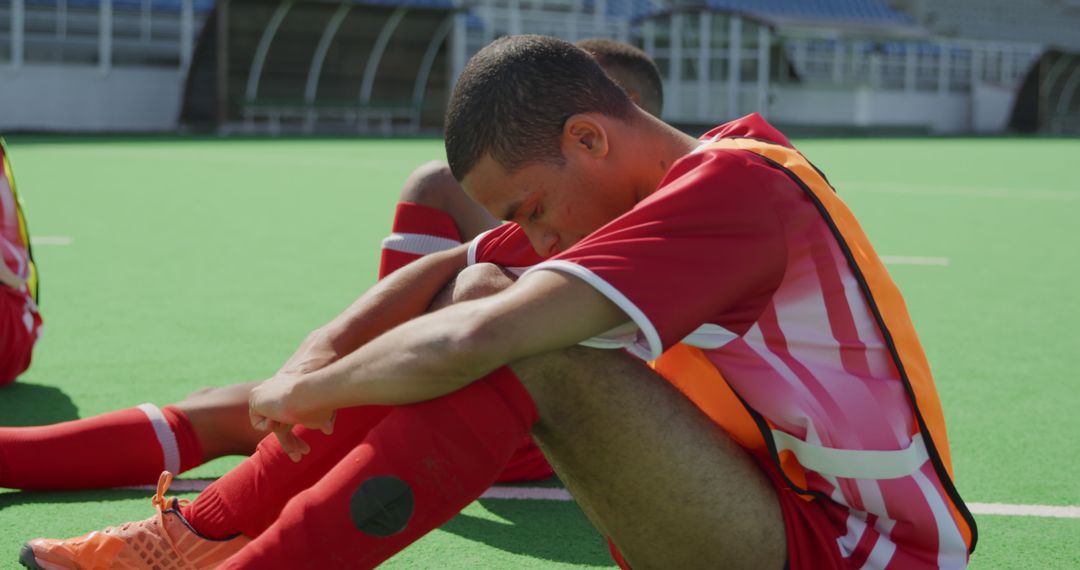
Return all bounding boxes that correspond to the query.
[136,404,182,475]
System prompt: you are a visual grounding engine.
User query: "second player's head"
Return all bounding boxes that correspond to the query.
[575,38,663,117]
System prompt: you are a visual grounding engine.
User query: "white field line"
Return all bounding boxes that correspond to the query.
[839,181,1078,202]
[127,480,1079,519]
[966,503,1080,519]
[29,236,73,246]
[880,255,950,266]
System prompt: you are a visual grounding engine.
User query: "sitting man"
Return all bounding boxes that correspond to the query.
[21,36,975,570]
[0,138,43,389]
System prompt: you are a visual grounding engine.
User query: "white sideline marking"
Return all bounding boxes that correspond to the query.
[881,255,950,266]
[29,236,73,246]
[841,182,1078,202]
[129,480,1080,519]
[481,487,573,501]
[966,503,1080,519]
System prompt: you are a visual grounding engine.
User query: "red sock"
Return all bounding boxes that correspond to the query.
[379,202,461,278]
[182,404,394,539]
[0,404,202,490]
[218,367,537,569]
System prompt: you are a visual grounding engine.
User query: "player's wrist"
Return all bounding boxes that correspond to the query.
[291,368,339,419]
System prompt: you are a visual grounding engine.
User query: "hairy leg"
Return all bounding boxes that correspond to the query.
[175,382,265,461]
[513,347,787,569]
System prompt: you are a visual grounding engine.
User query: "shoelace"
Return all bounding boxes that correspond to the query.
[111,471,192,569]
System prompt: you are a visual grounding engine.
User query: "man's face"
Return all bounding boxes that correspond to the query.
[463,152,631,257]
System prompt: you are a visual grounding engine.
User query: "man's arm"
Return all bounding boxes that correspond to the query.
[276,243,470,374]
[249,268,629,429]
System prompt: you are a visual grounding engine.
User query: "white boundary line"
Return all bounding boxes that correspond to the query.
[838,182,1079,202]
[966,503,1080,519]
[29,236,73,246]
[881,255,950,266]
[127,480,1080,519]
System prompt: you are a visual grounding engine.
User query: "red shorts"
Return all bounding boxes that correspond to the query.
[607,451,846,570]
[0,288,41,387]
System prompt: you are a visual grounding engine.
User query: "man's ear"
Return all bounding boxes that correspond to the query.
[563,114,609,159]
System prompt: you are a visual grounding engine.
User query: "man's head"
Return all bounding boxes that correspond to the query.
[575,38,663,117]
[445,35,650,256]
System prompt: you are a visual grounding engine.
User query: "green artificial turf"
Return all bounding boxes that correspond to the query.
[1,135,1077,568]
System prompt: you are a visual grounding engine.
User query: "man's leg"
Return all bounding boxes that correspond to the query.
[0,400,206,490]
[216,366,535,569]
[201,265,783,569]
[445,265,787,567]
[513,347,787,569]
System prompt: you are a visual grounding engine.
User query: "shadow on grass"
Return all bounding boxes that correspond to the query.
[440,497,613,567]
[0,382,79,426]
[0,488,150,511]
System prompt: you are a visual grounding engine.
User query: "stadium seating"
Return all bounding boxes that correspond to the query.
[890,0,1080,51]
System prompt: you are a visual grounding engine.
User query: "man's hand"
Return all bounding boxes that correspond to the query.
[249,371,335,462]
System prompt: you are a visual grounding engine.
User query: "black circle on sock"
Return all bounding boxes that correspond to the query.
[349,476,415,537]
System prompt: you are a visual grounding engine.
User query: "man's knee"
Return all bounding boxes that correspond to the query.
[430,262,515,311]
[397,161,498,240]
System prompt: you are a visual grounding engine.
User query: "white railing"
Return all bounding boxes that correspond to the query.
[0,0,206,71]
[782,35,1044,93]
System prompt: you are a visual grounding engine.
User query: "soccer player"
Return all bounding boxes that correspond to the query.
[0,138,43,389]
[21,35,976,569]
[0,39,662,491]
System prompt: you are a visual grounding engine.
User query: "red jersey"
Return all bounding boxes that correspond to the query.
[468,114,971,568]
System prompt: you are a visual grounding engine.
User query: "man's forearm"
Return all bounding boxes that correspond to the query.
[297,298,507,409]
[291,269,630,410]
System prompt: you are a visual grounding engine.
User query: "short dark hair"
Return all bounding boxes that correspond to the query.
[575,38,664,116]
[444,35,634,182]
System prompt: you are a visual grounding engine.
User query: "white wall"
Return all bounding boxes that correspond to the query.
[972,83,1018,133]
[770,86,975,133]
[0,65,184,132]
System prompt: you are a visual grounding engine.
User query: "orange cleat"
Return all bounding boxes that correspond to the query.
[19,472,250,570]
